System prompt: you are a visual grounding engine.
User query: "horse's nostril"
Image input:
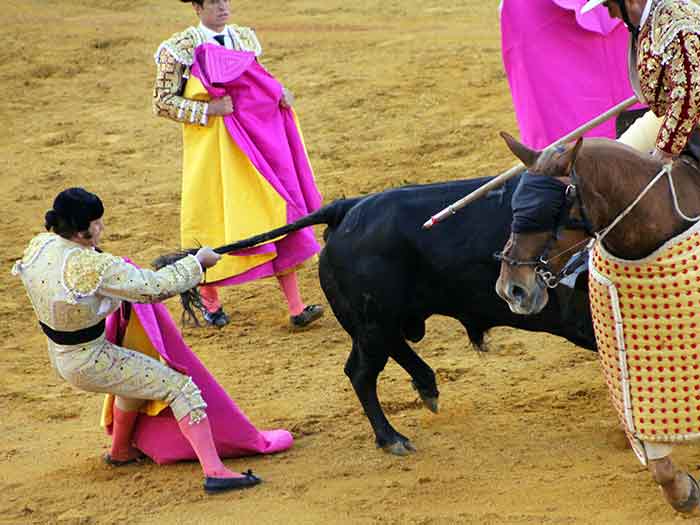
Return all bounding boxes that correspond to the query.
[511,284,527,302]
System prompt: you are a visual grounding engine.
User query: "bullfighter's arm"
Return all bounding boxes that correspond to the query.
[152,47,209,126]
[63,250,203,304]
[656,32,700,156]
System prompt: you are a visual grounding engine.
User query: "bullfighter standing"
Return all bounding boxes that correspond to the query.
[152,0,324,329]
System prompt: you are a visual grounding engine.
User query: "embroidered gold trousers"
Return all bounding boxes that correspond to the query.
[49,335,206,421]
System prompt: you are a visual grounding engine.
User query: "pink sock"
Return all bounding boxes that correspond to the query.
[199,285,222,314]
[177,415,240,478]
[277,272,305,316]
[110,406,139,460]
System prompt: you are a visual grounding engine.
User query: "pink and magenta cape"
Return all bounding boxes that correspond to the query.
[501,0,642,148]
[105,284,293,464]
[190,45,322,286]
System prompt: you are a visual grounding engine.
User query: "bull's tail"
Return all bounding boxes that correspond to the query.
[212,197,362,255]
[153,197,362,327]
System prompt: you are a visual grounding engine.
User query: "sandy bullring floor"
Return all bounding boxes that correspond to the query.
[1,1,695,523]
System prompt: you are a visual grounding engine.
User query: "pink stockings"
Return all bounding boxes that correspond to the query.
[177,415,241,479]
[277,272,304,316]
[200,272,305,316]
[199,284,222,314]
[110,406,140,461]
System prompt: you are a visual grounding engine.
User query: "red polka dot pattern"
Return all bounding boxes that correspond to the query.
[591,233,700,443]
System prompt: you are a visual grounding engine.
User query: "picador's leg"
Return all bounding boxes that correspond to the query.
[646,443,700,515]
[345,340,416,456]
[389,339,439,414]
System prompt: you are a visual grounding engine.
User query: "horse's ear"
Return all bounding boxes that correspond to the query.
[563,137,584,173]
[500,131,539,167]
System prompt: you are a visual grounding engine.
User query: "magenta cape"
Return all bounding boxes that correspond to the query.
[191,44,322,286]
[501,0,642,148]
[105,286,293,464]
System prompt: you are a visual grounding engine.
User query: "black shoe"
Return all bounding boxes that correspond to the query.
[103,452,146,467]
[204,470,262,494]
[202,307,230,328]
[289,304,325,330]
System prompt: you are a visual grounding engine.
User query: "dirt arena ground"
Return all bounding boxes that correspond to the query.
[2,0,697,523]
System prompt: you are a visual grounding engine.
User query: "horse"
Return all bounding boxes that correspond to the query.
[156,175,596,456]
[494,131,700,515]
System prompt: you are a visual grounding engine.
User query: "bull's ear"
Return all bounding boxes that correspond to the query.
[562,137,584,174]
[500,131,539,167]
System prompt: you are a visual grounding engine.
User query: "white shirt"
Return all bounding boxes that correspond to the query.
[198,23,239,50]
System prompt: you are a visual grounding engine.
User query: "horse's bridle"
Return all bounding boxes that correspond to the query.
[494,166,595,288]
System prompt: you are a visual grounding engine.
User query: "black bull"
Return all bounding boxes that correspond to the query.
[191,175,595,454]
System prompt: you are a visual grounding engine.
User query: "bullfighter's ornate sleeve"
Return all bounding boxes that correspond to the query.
[63,250,203,304]
[656,32,700,155]
[152,47,209,126]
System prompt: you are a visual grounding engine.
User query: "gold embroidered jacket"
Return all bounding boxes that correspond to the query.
[12,233,203,332]
[152,25,262,126]
[635,0,700,155]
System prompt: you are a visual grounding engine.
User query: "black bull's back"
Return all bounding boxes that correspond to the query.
[320,175,595,352]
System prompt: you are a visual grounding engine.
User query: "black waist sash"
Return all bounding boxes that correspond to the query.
[40,320,105,345]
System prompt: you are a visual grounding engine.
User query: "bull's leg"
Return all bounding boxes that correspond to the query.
[345,340,416,456]
[460,318,488,353]
[645,442,700,515]
[389,339,439,414]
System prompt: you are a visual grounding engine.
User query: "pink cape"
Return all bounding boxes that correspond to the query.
[191,44,322,286]
[105,279,293,464]
[501,0,642,148]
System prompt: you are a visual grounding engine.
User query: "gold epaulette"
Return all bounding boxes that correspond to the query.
[63,249,120,301]
[154,26,204,66]
[231,25,263,56]
[649,0,700,61]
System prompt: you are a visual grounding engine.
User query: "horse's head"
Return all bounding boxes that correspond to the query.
[495,132,592,315]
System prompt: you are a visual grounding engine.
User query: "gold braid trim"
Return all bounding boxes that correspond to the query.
[232,25,263,56]
[62,249,121,302]
[650,0,700,63]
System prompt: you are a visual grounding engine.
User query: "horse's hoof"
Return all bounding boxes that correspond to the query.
[669,473,700,515]
[382,440,417,456]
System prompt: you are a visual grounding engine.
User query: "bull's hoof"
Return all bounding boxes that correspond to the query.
[411,381,439,413]
[420,395,439,414]
[382,439,417,456]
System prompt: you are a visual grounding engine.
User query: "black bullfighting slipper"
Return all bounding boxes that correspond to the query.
[204,469,262,494]
[202,307,230,328]
[103,452,146,467]
[289,304,324,330]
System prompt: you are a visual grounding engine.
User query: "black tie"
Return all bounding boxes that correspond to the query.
[213,34,226,47]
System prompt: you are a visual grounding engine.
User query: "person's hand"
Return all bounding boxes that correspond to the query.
[280,87,295,108]
[195,247,221,269]
[650,147,674,166]
[207,96,234,116]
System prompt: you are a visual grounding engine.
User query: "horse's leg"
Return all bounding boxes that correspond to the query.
[344,338,416,456]
[388,338,439,414]
[645,442,700,514]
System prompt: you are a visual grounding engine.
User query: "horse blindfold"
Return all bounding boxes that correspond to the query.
[511,173,569,234]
